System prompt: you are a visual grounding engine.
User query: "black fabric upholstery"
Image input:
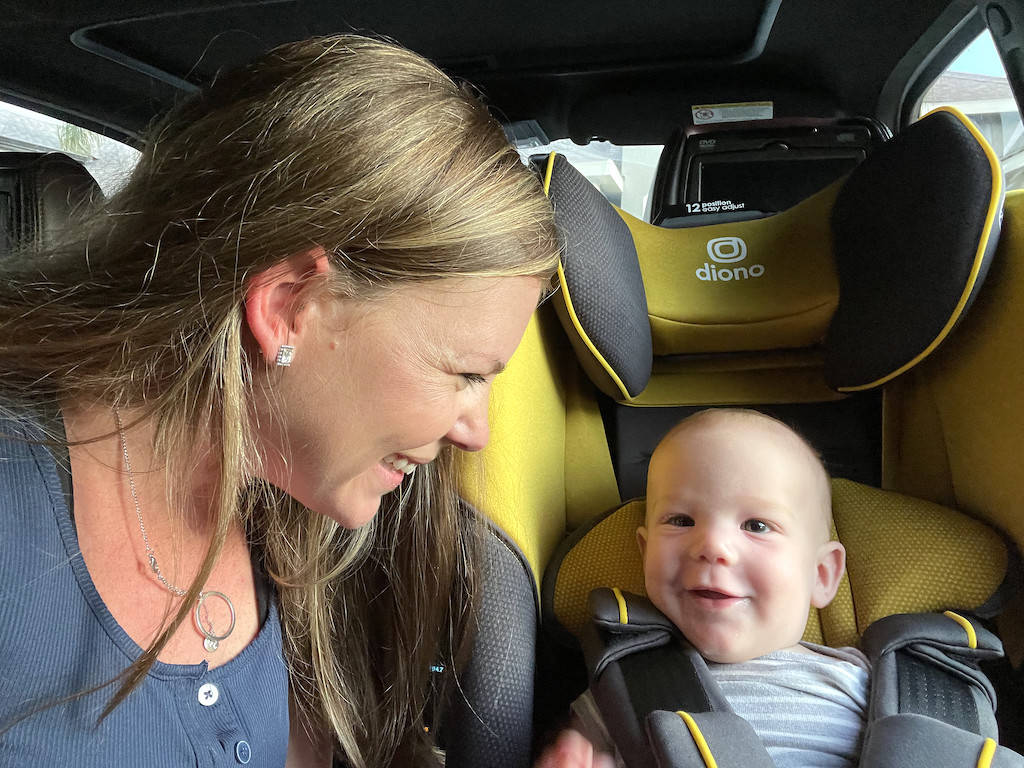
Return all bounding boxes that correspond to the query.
[825,110,1002,390]
[0,152,100,257]
[603,395,882,500]
[549,154,652,398]
[442,521,537,768]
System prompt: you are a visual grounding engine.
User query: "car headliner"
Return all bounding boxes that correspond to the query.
[2,0,980,146]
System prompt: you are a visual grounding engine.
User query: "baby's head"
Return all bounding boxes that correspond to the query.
[638,408,845,663]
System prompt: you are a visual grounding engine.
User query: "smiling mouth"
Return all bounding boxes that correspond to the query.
[382,454,420,475]
[691,589,735,600]
[687,588,749,609]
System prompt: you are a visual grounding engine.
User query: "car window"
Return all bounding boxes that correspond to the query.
[510,129,662,221]
[0,100,140,196]
[918,30,1024,191]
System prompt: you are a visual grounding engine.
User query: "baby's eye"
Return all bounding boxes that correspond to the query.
[666,514,695,528]
[742,519,771,534]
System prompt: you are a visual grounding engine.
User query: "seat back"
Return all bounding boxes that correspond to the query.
[0,152,100,257]
[651,116,886,226]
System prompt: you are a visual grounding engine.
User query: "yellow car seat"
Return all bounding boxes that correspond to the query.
[455,106,1024,761]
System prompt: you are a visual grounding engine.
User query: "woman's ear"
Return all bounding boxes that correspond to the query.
[810,540,847,609]
[245,247,329,365]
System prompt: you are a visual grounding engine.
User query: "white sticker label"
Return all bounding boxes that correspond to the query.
[691,102,774,125]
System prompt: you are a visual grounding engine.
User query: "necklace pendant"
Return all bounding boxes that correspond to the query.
[204,637,219,652]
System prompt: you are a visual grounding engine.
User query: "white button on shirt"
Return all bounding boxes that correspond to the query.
[198,682,220,706]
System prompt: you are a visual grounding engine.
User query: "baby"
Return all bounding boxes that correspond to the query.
[573,408,869,767]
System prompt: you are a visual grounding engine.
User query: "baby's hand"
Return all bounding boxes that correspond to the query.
[534,730,615,768]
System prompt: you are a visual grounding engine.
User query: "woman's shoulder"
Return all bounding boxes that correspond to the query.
[0,404,58,447]
[0,408,60,489]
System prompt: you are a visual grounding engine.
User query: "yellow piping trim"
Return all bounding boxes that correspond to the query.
[545,152,634,400]
[676,712,719,768]
[556,265,633,400]
[943,610,978,649]
[839,105,1004,392]
[542,151,555,196]
[977,738,997,768]
[611,587,629,624]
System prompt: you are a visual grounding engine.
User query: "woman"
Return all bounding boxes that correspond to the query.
[0,34,606,768]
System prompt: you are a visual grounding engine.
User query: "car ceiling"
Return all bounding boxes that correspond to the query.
[2,0,980,146]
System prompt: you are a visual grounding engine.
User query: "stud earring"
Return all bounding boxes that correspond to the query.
[275,345,295,367]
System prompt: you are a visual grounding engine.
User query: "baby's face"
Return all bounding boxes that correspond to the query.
[638,418,843,663]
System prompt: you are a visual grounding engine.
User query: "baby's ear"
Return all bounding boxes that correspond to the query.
[810,540,846,609]
[636,526,648,560]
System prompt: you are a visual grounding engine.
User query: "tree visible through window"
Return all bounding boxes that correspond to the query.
[0,100,139,196]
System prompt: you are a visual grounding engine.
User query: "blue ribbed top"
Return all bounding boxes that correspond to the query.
[0,419,290,766]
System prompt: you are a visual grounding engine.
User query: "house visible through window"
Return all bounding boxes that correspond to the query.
[507,120,662,221]
[919,30,1024,190]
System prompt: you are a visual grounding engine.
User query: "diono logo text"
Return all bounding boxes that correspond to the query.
[696,236,765,281]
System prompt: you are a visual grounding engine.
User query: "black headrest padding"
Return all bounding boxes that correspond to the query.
[0,152,100,257]
[825,111,1002,390]
[549,155,652,398]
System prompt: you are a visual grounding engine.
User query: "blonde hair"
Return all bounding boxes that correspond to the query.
[0,35,559,767]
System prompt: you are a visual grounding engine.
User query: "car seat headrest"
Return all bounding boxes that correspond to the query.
[825,110,1003,391]
[542,479,1016,649]
[547,154,654,399]
[547,108,1003,401]
[0,152,101,256]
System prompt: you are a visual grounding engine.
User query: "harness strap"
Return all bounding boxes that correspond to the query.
[646,711,774,768]
[583,590,1021,768]
[861,612,1005,740]
[582,589,730,768]
[860,715,1024,767]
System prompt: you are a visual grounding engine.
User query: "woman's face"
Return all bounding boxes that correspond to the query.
[258,274,543,528]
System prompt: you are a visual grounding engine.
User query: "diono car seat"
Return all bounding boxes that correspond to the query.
[454,106,1024,762]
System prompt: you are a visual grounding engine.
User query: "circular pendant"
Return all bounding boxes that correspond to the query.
[194,590,236,652]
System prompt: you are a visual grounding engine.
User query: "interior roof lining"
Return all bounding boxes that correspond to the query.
[0,0,974,144]
[67,0,785,88]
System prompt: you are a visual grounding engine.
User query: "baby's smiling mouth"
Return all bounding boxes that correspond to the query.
[687,588,746,609]
[691,589,734,600]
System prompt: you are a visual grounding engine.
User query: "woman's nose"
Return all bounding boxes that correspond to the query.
[444,392,490,452]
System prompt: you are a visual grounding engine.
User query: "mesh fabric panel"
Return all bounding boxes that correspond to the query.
[444,526,537,768]
[553,500,647,637]
[832,478,1008,634]
[550,481,1008,647]
[826,109,1002,390]
[549,155,652,398]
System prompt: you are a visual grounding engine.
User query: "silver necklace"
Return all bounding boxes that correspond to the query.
[114,411,236,652]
